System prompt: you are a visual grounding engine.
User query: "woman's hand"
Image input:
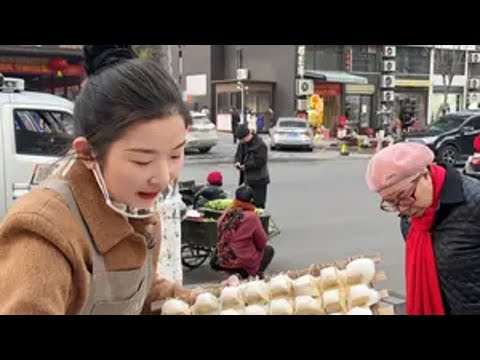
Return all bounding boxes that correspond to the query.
[188,286,207,304]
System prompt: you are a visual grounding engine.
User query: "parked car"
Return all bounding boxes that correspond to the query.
[185,111,218,154]
[403,110,480,166]
[269,117,313,151]
[0,75,74,220]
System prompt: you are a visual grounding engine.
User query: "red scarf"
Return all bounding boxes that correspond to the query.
[231,199,256,212]
[406,164,446,315]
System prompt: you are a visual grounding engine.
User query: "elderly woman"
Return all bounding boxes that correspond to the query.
[211,185,274,279]
[366,142,480,315]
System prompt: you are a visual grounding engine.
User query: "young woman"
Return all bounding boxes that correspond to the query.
[0,45,197,315]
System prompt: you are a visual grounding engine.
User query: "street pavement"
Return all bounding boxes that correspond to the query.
[183,138,404,301]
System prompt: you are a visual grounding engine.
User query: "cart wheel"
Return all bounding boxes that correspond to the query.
[181,244,211,269]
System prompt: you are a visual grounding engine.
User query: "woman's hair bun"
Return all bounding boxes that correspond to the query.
[83,45,138,76]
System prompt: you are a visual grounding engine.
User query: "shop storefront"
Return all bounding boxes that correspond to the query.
[304,70,369,131]
[431,89,464,121]
[394,79,431,127]
[313,82,342,130]
[213,80,275,132]
[430,75,467,122]
[0,46,84,100]
[344,84,375,131]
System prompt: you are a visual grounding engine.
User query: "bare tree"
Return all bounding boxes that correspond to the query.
[430,45,466,117]
[133,45,173,75]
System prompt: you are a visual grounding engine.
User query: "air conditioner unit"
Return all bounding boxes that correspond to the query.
[236,68,250,80]
[469,92,480,103]
[470,53,480,64]
[296,99,309,111]
[468,78,480,90]
[296,79,315,96]
[383,60,396,73]
[382,90,395,102]
[381,75,396,89]
[383,46,396,58]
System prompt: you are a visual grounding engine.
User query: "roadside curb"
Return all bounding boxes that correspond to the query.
[185,152,373,166]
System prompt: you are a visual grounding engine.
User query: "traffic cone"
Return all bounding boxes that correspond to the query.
[340,142,350,156]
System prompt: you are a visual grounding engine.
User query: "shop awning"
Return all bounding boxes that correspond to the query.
[305,70,368,84]
[0,45,84,58]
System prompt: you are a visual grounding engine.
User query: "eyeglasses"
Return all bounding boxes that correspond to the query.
[380,174,424,213]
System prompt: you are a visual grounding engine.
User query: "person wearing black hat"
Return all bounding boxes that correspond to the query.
[211,185,275,279]
[234,125,270,209]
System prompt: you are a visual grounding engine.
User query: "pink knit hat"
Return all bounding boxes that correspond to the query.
[366,143,435,197]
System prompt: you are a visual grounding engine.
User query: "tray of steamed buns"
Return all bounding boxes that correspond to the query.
[160,254,394,316]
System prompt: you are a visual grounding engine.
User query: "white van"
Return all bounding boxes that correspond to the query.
[0,75,74,220]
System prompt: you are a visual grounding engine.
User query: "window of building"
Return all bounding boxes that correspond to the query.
[434,49,466,76]
[397,46,430,75]
[352,45,381,73]
[469,63,480,77]
[305,45,344,71]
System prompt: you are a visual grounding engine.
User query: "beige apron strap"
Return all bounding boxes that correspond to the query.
[42,179,156,315]
[40,179,107,274]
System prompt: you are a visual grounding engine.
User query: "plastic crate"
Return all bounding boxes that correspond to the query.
[201,208,224,220]
[179,180,196,191]
[181,219,218,248]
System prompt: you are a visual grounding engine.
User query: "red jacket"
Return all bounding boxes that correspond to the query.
[474,135,480,154]
[338,115,347,128]
[217,210,268,276]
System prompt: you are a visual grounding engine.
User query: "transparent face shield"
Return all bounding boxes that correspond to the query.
[91,161,176,220]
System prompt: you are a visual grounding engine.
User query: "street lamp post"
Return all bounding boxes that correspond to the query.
[237,81,246,124]
[240,83,245,124]
[178,45,183,87]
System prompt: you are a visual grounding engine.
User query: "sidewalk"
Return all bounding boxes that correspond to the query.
[185,132,375,166]
[185,149,373,166]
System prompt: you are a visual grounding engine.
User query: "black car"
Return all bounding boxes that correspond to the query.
[403,110,480,166]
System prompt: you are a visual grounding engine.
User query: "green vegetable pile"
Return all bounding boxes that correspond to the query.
[204,199,234,211]
[204,199,266,217]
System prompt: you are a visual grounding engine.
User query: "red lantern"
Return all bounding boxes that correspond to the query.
[49,57,69,72]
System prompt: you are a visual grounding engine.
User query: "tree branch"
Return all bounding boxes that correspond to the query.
[132,45,173,76]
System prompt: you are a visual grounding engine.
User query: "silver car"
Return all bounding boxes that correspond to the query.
[185,112,218,154]
[269,117,314,151]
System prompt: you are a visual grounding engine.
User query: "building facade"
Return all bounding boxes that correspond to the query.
[2,45,478,128]
[0,45,85,100]
[172,45,480,132]
[171,45,296,131]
